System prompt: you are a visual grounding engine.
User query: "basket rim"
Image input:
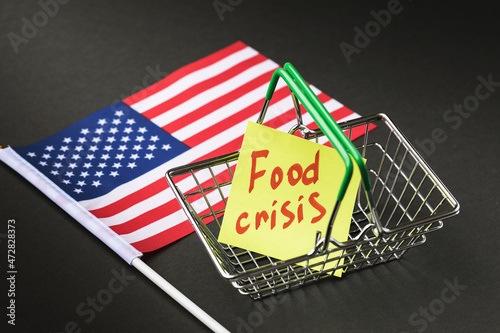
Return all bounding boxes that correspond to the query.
[165,113,460,282]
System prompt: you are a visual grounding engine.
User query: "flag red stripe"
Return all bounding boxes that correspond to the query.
[349,123,377,141]
[162,70,275,136]
[263,92,333,131]
[183,84,291,148]
[330,106,357,125]
[141,54,268,121]
[130,200,228,252]
[130,220,194,252]
[110,198,175,234]
[110,166,233,234]
[123,41,248,106]
[90,178,167,218]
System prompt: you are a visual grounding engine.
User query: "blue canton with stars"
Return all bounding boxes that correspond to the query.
[15,102,190,201]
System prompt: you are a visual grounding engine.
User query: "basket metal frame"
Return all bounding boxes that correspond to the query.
[166,112,459,299]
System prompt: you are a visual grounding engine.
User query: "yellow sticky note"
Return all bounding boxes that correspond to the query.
[218,122,362,277]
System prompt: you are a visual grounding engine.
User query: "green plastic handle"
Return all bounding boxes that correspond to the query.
[283,62,372,192]
[264,68,354,201]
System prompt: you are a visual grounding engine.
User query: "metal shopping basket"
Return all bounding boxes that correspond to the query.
[166,63,460,299]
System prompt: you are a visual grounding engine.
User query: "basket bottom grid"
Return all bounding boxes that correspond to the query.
[220,213,442,299]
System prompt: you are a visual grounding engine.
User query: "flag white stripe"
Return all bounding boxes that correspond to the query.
[121,184,232,244]
[150,59,278,129]
[98,188,170,227]
[99,157,232,228]
[172,81,270,142]
[131,47,259,113]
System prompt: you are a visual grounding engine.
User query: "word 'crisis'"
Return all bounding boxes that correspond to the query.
[236,149,328,234]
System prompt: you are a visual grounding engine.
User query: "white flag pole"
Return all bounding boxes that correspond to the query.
[0,147,230,333]
[132,258,230,333]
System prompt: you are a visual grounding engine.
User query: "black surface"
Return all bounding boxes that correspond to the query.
[1,1,499,332]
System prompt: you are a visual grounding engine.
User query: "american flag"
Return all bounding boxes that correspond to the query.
[6,41,366,253]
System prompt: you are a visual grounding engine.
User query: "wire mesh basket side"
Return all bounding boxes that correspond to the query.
[166,114,459,299]
[357,115,457,234]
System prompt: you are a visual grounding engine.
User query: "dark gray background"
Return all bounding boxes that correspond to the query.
[1,1,499,332]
